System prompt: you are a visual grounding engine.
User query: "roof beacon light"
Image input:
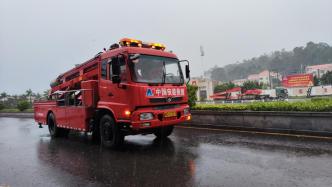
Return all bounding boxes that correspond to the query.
[119,38,142,47]
[150,42,166,51]
[119,38,166,51]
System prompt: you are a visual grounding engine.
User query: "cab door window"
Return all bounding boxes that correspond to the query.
[111,56,127,82]
[56,94,66,106]
[108,58,113,80]
[101,60,107,79]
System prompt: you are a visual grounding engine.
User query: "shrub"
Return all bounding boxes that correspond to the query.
[187,84,198,108]
[193,98,332,112]
[17,100,30,111]
[0,103,4,110]
[311,97,332,102]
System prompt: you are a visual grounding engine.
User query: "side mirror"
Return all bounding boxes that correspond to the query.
[179,60,190,84]
[185,64,190,79]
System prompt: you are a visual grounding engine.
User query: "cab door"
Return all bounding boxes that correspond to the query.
[99,56,131,120]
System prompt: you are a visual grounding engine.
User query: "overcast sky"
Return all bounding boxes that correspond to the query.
[1,0,331,94]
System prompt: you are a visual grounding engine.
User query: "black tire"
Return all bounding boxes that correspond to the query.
[99,114,124,148]
[154,125,174,139]
[48,113,61,137]
[47,113,70,138]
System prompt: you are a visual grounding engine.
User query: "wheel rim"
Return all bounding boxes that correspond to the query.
[102,121,113,142]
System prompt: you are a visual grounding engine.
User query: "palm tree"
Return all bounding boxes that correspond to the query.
[26,89,33,104]
[35,93,42,100]
[43,90,50,99]
[0,92,8,103]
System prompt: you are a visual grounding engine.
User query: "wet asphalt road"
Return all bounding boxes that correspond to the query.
[1,118,332,187]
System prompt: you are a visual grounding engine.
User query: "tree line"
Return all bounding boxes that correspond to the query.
[207,42,332,82]
[213,71,332,94]
[214,81,265,93]
[0,89,49,111]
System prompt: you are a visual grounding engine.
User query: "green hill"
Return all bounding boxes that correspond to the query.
[207,42,332,81]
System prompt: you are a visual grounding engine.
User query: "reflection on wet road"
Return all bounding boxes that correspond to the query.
[1,117,332,187]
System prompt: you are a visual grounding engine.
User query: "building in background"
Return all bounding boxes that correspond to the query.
[190,77,220,101]
[247,70,280,85]
[305,63,332,78]
[232,70,281,88]
[247,70,269,84]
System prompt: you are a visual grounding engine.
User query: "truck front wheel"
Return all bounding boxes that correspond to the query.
[154,126,174,139]
[100,114,124,148]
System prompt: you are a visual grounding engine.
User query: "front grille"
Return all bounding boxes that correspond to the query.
[154,104,180,110]
[149,97,183,103]
[149,98,165,103]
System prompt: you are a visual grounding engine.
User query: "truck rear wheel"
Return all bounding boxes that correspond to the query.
[100,114,124,148]
[48,113,69,138]
[48,113,61,137]
[154,126,174,139]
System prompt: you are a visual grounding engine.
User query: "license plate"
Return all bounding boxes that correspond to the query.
[164,111,177,118]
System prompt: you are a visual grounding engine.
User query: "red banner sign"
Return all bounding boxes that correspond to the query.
[282,74,314,87]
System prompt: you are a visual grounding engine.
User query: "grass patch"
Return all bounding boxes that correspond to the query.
[193,98,332,112]
[0,108,33,113]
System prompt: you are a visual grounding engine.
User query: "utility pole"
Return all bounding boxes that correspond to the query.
[269,70,272,89]
[200,45,205,78]
[276,72,279,87]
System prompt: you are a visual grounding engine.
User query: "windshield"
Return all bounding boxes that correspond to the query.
[130,54,184,84]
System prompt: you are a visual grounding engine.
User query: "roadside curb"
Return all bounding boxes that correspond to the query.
[178,123,332,137]
[0,113,33,118]
[184,110,332,137]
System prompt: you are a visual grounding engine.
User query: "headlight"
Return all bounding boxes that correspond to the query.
[140,113,154,120]
[184,108,190,115]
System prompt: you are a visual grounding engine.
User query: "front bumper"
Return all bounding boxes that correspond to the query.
[129,105,191,130]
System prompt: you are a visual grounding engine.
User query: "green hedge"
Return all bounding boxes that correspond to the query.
[0,108,34,113]
[17,101,30,111]
[187,84,198,107]
[193,98,332,112]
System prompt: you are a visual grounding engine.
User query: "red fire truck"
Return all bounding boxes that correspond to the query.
[34,38,191,148]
